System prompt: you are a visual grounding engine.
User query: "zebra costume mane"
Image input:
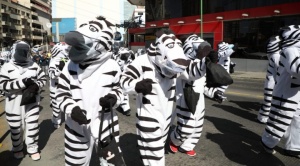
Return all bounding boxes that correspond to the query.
[51,42,69,59]
[147,34,190,78]
[64,16,114,81]
[115,47,134,70]
[279,25,300,48]
[218,42,234,58]
[183,34,205,60]
[266,36,281,54]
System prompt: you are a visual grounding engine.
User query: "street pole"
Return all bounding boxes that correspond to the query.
[200,0,203,38]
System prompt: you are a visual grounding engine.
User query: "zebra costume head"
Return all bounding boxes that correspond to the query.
[147,33,190,78]
[51,42,70,58]
[64,16,114,64]
[279,25,300,48]
[183,34,205,60]
[217,42,235,58]
[116,47,134,70]
[266,36,281,55]
[10,40,31,65]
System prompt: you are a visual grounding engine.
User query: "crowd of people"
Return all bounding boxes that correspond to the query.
[0,15,299,166]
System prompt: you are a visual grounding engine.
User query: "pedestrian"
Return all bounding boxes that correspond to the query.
[55,16,124,165]
[261,25,300,158]
[48,42,69,128]
[169,34,210,157]
[257,36,281,123]
[0,40,46,160]
[40,52,50,76]
[120,29,210,166]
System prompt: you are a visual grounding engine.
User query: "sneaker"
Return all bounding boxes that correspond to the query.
[284,150,300,159]
[123,109,131,116]
[179,148,196,157]
[30,153,41,161]
[169,141,178,153]
[13,152,24,159]
[261,140,276,154]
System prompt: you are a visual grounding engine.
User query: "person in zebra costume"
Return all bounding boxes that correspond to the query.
[169,34,210,157]
[55,16,124,165]
[215,42,235,101]
[0,40,46,160]
[261,25,300,158]
[48,42,69,128]
[120,30,210,166]
[114,47,134,116]
[257,36,281,124]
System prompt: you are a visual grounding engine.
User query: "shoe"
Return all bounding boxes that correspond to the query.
[261,140,276,154]
[13,152,24,159]
[123,109,131,116]
[179,148,196,157]
[53,123,60,129]
[169,141,178,153]
[30,153,41,161]
[284,150,300,158]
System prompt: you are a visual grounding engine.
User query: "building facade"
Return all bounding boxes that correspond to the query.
[0,0,51,50]
[129,0,300,59]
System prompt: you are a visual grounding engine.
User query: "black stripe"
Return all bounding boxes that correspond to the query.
[65,141,88,152]
[60,73,70,84]
[65,151,85,160]
[127,65,140,78]
[65,124,84,137]
[272,96,298,104]
[136,114,159,123]
[290,57,299,69]
[136,124,159,132]
[265,128,281,138]
[138,145,164,151]
[266,122,286,132]
[138,135,162,143]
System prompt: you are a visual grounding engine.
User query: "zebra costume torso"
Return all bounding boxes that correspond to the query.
[261,25,300,153]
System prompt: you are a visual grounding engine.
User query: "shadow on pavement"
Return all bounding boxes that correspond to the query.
[119,133,143,166]
[205,116,285,166]
[229,100,261,112]
[38,119,55,151]
[212,101,261,123]
[0,150,23,166]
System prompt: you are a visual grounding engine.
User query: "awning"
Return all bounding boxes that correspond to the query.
[170,24,200,35]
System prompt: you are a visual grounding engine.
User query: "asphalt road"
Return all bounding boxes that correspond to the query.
[0,77,299,166]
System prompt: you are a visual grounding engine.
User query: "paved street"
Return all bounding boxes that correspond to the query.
[0,74,299,166]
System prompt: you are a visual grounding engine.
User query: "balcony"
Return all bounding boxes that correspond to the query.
[10,24,22,30]
[32,20,41,25]
[2,21,11,26]
[22,25,31,29]
[22,35,32,39]
[31,3,51,15]
[32,35,43,40]
[3,33,12,38]
[13,34,22,40]
[10,11,21,20]
[32,0,50,8]
[31,11,38,16]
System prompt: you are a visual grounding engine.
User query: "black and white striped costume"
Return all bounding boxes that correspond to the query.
[170,34,206,152]
[56,17,124,166]
[114,47,134,115]
[121,33,206,165]
[257,36,281,123]
[0,41,46,156]
[48,42,69,127]
[261,25,300,155]
[216,42,234,95]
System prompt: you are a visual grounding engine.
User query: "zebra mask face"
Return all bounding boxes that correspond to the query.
[64,17,114,64]
[150,34,190,78]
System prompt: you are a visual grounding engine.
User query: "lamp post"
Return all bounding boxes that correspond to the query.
[200,0,203,38]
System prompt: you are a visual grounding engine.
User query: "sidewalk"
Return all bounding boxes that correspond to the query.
[231,71,266,80]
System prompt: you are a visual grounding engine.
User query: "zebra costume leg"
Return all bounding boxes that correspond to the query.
[24,104,40,154]
[170,93,205,151]
[120,94,131,114]
[283,105,300,152]
[6,112,24,153]
[257,87,273,123]
[65,112,120,166]
[137,108,171,166]
[50,79,61,127]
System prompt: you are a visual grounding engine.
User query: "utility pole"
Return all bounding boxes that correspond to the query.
[200,0,203,38]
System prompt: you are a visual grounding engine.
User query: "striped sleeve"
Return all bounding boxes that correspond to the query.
[56,67,77,114]
[36,65,46,88]
[48,58,61,79]
[120,60,143,94]
[0,64,26,91]
[107,68,124,109]
[178,58,206,81]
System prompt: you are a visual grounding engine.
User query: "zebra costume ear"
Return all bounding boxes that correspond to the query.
[267,36,281,54]
[279,25,300,48]
[183,34,205,60]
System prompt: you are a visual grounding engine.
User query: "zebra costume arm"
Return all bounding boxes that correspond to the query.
[120,61,143,95]
[48,59,61,79]
[0,64,26,91]
[107,69,124,108]
[265,54,278,88]
[178,58,206,81]
[36,65,46,88]
[56,68,77,114]
[282,47,300,77]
